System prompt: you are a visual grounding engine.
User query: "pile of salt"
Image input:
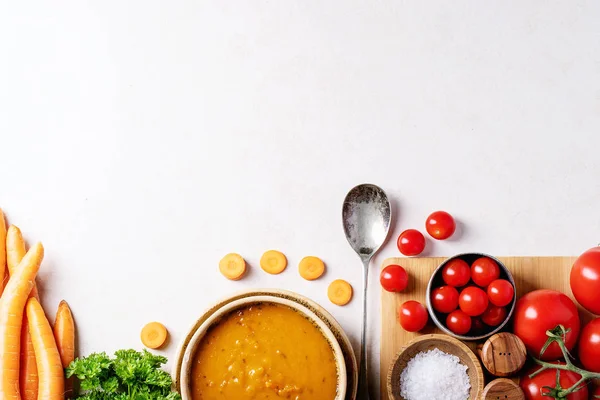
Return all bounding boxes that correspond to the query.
[399,348,471,400]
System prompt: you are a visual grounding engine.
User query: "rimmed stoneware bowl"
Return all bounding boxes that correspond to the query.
[387,334,484,400]
[426,252,517,341]
[175,291,349,400]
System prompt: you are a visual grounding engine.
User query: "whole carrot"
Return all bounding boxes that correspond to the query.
[27,297,64,400]
[6,226,39,400]
[6,226,37,300]
[0,209,6,295]
[6,226,26,273]
[19,325,38,400]
[53,300,74,397]
[0,242,44,400]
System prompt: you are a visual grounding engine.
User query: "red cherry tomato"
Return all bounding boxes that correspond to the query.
[396,229,426,256]
[570,246,600,315]
[442,259,471,287]
[446,310,471,335]
[520,363,588,400]
[380,265,409,292]
[513,289,580,360]
[431,286,459,314]
[592,386,600,398]
[471,257,500,287]
[487,279,514,307]
[425,211,456,240]
[398,301,428,332]
[458,286,489,316]
[470,317,485,335]
[578,318,600,372]
[481,305,507,327]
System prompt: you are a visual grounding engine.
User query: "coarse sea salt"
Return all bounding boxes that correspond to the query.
[400,348,471,400]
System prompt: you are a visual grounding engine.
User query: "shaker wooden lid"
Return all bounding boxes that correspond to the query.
[478,332,527,377]
[482,378,525,400]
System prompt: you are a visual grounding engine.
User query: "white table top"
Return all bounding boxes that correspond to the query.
[2,1,600,398]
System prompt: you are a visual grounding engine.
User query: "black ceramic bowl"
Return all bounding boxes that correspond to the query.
[425,253,517,341]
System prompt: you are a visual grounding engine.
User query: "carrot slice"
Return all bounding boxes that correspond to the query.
[54,300,75,397]
[260,250,287,274]
[299,256,325,280]
[141,322,168,349]
[0,242,44,399]
[26,297,64,400]
[6,225,41,400]
[219,253,246,280]
[0,208,6,295]
[328,279,353,306]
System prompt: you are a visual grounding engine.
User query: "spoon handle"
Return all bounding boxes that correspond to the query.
[356,259,371,400]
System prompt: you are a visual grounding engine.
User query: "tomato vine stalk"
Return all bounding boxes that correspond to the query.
[530,325,600,399]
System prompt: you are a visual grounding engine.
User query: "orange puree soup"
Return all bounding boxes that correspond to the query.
[191,303,338,400]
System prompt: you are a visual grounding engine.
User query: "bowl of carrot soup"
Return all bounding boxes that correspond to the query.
[178,296,347,400]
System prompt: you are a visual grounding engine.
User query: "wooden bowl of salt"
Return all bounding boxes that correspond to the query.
[387,334,484,400]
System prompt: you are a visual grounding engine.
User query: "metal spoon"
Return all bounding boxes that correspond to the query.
[342,184,392,400]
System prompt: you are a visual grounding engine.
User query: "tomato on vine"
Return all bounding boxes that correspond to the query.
[579,318,600,373]
[513,289,580,360]
[570,246,600,315]
[520,363,588,400]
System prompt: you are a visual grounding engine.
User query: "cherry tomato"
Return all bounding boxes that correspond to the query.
[570,246,600,315]
[520,363,588,400]
[470,317,485,335]
[446,310,471,335]
[442,258,471,287]
[380,265,409,292]
[513,289,580,360]
[396,229,426,256]
[398,301,428,332]
[578,318,600,372]
[487,279,514,307]
[431,286,459,314]
[481,305,507,327]
[458,286,489,316]
[471,257,500,287]
[592,386,600,398]
[425,211,456,240]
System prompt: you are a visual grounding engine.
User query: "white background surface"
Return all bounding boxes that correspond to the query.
[1,1,600,398]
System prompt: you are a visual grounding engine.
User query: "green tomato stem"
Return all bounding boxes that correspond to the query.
[530,326,600,399]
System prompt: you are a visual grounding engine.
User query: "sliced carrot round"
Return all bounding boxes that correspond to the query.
[141,322,168,349]
[328,279,353,306]
[299,256,325,280]
[219,253,247,280]
[260,250,287,274]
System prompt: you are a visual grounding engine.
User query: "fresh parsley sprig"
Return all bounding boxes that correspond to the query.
[66,349,182,400]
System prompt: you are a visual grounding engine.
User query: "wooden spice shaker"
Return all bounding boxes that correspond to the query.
[482,378,525,400]
[477,332,527,377]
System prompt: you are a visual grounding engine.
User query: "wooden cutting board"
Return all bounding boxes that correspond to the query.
[380,256,596,399]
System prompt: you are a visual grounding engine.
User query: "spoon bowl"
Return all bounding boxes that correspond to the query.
[342,184,392,400]
[343,184,392,260]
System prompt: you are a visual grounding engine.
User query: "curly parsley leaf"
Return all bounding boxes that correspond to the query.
[66,350,181,400]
